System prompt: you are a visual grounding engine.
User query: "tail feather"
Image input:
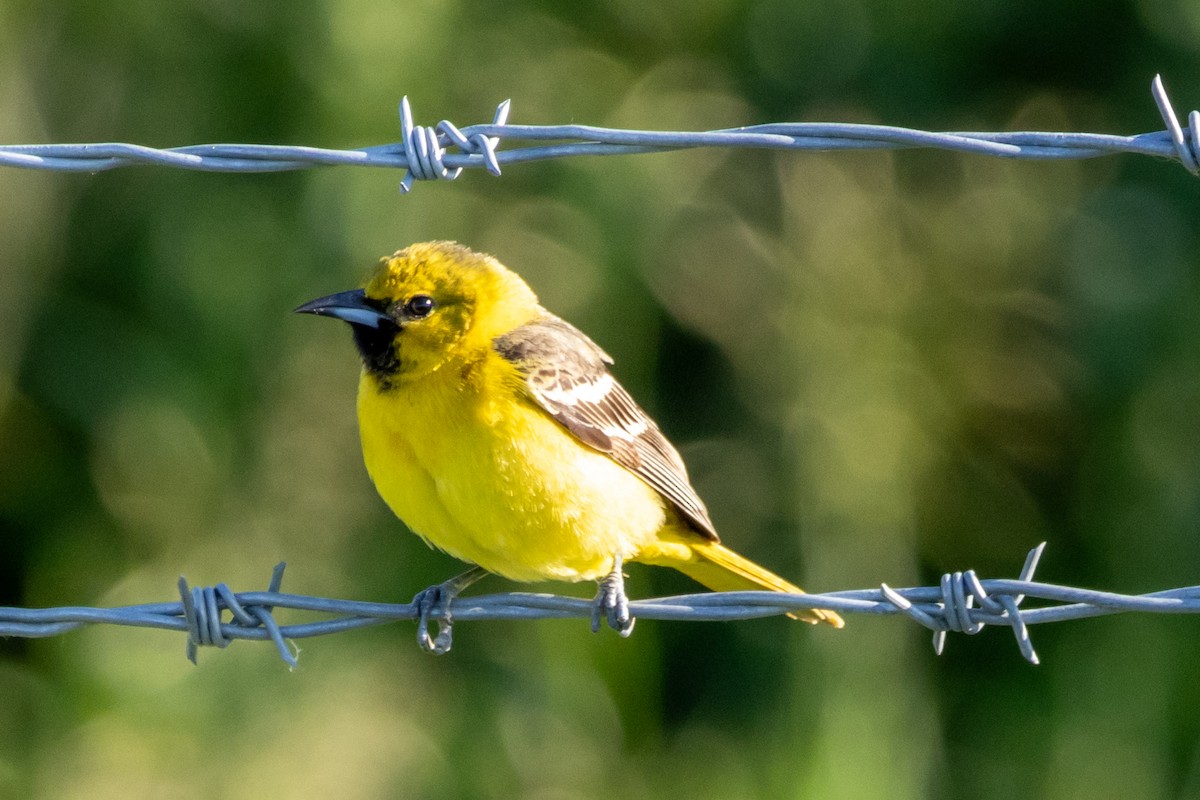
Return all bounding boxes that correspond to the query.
[676,541,844,628]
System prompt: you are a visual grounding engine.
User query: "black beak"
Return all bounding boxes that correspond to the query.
[295,289,394,329]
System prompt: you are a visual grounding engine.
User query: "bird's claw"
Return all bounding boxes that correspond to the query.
[412,584,456,655]
[411,566,489,654]
[591,557,635,637]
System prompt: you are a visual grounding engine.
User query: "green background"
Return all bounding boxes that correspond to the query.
[2,2,1199,798]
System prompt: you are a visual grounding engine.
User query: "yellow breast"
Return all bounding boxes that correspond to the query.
[355,359,669,583]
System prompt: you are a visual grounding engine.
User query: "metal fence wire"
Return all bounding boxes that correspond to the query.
[0,76,1196,190]
[3,544,1200,667]
[1,75,1198,668]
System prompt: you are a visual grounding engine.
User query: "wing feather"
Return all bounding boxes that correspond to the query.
[494,315,718,540]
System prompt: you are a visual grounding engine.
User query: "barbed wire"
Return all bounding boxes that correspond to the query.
[0,76,1196,192]
[3,544,1199,668]
[3,78,1198,669]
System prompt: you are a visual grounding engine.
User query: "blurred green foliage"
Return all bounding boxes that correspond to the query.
[2,1,1200,798]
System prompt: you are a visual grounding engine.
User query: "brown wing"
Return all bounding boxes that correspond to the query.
[494,314,718,540]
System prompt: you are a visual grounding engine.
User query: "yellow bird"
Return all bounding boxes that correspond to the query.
[297,241,842,652]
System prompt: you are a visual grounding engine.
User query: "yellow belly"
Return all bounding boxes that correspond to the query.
[356,368,670,583]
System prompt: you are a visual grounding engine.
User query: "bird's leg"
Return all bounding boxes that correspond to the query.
[412,566,489,654]
[591,554,636,637]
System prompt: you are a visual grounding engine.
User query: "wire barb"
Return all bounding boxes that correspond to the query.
[882,544,1044,664]
[178,563,295,668]
[1151,74,1200,175]
[1,76,1197,179]
[397,96,509,192]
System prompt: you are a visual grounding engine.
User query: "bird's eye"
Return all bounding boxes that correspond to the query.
[404,295,435,318]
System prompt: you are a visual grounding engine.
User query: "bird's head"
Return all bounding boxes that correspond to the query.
[297,241,541,381]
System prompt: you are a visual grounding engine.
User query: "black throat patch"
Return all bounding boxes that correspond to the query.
[352,322,400,378]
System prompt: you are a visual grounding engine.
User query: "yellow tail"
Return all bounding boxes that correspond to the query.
[676,541,844,628]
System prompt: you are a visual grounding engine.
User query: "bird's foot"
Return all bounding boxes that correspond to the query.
[412,566,489,655]
[591,555,635,637]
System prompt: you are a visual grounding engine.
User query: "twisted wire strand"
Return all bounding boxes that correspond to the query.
[3,545,1199,667]
[0,76,1195,186]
